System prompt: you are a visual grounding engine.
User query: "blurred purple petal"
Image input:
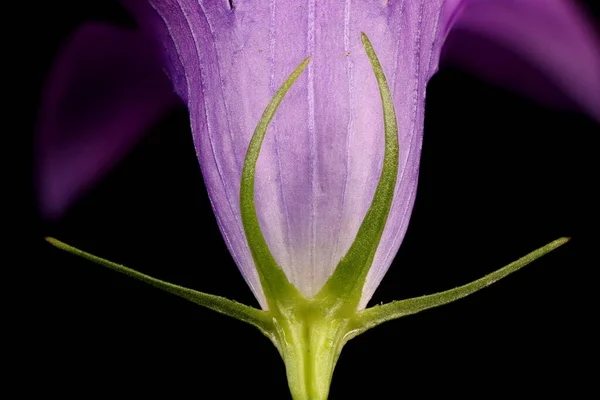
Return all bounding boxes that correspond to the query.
[121,0,190,103]
[442,0,600,120]
[36,23,178,219]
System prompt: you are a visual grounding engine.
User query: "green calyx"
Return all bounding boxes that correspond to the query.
[46,32,571,400]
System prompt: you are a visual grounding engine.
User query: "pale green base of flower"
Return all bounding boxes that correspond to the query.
[45,236,569,400]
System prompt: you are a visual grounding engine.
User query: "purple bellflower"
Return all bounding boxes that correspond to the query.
[42,1,599,399]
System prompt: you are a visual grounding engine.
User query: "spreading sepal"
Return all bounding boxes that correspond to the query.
[353,237,570,334]
[45,237,273,334]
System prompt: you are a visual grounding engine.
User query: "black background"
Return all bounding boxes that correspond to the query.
[19,1,598,398]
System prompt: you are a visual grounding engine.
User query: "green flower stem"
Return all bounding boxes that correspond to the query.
[271,300,352,400]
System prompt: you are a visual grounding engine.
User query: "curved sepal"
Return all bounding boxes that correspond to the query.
[240,58,311,310]
[45,237,273,334]
[352,237,570,335]
[318,33,399,309]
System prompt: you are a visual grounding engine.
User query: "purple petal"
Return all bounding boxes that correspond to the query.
[143,0,446,308]
[442,0,600,121]
[36,22,178,220]
[138,0,599,309]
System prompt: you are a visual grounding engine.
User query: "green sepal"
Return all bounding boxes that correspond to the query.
[45,237,273,334]
[239,57,311,311]
[352,237,570,335]
[317,33,399,310]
